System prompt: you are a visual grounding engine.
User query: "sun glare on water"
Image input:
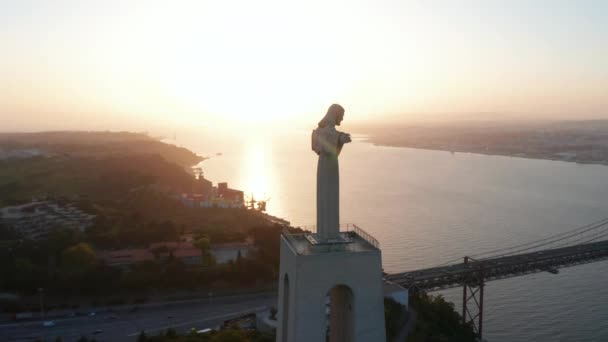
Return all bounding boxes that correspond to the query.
[239,139,280,213]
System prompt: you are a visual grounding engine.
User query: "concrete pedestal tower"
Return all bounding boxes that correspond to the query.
[276,105,386,342]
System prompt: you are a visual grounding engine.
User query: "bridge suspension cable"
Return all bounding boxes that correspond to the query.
[584,230,608,243]
[477,217,608,257]
[548,228,608,251]
[430,217,608,267]
[389,217,608,342]
[479,218,608,260]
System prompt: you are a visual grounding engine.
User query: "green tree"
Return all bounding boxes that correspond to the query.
[194,236,211,253]
[408,293,476,342]
[210,329,250,342]
[195,236,216,266]
[384,298,407,340]
[45,226,82,273]
[46,226,81,254]
[61,243,96,271]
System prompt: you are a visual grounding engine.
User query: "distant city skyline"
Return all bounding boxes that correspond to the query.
[1,0,607,132]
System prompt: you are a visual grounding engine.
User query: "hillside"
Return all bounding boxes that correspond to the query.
[0,131,203,168]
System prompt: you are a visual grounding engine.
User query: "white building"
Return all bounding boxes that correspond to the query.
[210,242,253,264]
[0,201,96,240]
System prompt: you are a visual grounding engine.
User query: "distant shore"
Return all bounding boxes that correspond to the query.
[356,120,608,167]
[367,139,608,166]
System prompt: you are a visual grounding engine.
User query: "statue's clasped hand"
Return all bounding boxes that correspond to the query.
[340,132,352,144]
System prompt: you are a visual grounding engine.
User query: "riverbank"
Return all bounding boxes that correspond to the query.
[367,140,608,166]
[355,120,608,167]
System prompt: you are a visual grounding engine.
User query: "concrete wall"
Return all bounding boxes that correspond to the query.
[277,236,386,342]
[387,290,408,310]
[210,246,251,264]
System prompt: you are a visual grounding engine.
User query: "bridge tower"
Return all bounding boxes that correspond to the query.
[462,256,485,339]
[277,225,386,342]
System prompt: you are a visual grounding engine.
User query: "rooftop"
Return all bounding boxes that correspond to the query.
[282,224,380,255]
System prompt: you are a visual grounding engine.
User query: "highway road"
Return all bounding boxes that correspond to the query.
[0,292,277,342]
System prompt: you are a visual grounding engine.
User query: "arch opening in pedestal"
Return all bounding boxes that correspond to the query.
[281,274,290,342]
[326,284,354,342]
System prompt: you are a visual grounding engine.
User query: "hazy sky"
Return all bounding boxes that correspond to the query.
[1,0,607,132]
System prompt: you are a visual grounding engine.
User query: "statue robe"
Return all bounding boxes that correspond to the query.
[312,125,348,241]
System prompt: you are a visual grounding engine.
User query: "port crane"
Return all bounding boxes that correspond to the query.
[245,193,270,212]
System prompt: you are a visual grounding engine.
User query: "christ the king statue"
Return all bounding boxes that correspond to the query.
[311,104,352,242]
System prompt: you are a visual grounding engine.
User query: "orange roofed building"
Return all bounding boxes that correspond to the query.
[99,249,155,267]
[100,241,203,268]
[100,240,255,269]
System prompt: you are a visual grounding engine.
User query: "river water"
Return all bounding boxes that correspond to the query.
[182,129,608,341]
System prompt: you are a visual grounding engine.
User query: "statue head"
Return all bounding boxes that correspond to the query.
[318,104,345,128]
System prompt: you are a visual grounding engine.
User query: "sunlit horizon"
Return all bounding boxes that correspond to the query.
[1,0,607,133]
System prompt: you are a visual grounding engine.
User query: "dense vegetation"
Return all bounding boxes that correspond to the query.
[384,298,408,340]
[0,131,203,206]
[0,154,198,206]
[0,132,283,311]
[87,190,269,248]
[0,222,283,311]
[0,131,202,168]
[408,292,477,342]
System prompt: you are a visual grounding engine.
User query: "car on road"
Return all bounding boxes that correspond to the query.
[88,312,97,316]
[42,321,56,327]
[93,329,103,334]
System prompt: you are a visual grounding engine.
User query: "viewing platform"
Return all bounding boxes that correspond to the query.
[282,223,380,255]
[278,222,386,342]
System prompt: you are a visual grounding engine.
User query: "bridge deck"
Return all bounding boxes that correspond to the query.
[386,240,608,291]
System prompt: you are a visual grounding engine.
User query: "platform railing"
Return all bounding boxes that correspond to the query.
[350,224,380,249]
[291,223,355,234]
[287,223,380,249]
[282,227,303,254]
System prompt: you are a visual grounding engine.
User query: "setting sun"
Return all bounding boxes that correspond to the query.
[4,0,605,132]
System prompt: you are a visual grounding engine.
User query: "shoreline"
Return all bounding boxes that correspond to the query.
[366,140,608,167]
